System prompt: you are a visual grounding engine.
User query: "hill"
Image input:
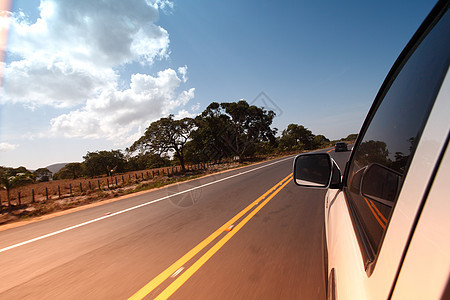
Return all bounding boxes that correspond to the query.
[45,163,68,174]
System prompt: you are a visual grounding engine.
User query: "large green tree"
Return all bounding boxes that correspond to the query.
[188,102,232,163]
[0,167,35,209]
[33,168,52,182]
[126,152,171,171]
[221,100,276,161]
[312,134,330,148]
[278,124,315,151]
[130,115,195,172]
[190,100,276,163]
[83,150,126,177]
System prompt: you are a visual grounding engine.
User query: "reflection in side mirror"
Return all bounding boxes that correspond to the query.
[293,153,332,188]
[361,163,401,207]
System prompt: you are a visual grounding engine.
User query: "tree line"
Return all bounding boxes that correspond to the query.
[1,100,357,193]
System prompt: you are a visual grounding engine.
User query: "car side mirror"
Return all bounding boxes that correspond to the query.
[361,163,400,207]
[293,153,341,189]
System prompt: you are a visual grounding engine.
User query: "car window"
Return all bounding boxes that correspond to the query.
[345,8,450,270]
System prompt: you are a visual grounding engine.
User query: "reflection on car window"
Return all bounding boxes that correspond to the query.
[346,8,450,266]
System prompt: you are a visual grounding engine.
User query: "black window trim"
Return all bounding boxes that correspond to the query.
[341,0,450,276]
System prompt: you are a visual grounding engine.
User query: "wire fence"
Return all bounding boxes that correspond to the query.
[0,161,236,210]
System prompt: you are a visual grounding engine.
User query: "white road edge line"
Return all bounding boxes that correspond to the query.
[0,156,294,253]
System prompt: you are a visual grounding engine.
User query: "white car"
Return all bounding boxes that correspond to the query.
[293,1,449,299]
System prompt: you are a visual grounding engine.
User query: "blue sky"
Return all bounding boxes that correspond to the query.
[0,0,437,169]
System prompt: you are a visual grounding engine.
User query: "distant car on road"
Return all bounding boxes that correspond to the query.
[334,142,347,152]
[293,1,449,299]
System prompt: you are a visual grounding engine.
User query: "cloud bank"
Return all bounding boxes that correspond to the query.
[0,142,18,152]
[2,0,194,143]
[51,69,195,144]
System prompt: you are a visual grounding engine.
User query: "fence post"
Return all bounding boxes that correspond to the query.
[46,187,49,201]
[69,184,72,195]
[107,178,109,189]
[32,189,35,203]
[80,182,83,193]
[18,192,21,206]
[122,175,125,183]
[58,186,61,199]
[98,180,101,190]
[115,177,118,186]
[89,181,92,190]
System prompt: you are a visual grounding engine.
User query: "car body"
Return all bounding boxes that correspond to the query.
[293,1,449,299]
[334,142,347,152]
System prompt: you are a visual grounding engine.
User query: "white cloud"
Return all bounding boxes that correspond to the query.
[2,0,196,145]
[3,0,171,108]
[4,58,117,107]
[190,102,201,112]
[50,68,195,144]
[0,142,18,152]
[178,65,188,83]
[7,0,169,67]
[174,109,194,120]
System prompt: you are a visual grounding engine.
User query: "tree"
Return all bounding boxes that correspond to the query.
[189,102,232,163]
[278,124,315,151]
[126,152,171,171]
[130,115,195,171]
[33,168,52,182]
[11,173,35,186]
[190,100,276,163]
[313,135,330,148]
[0,169,13,209]
[53,163,84,180]
[0,167,35,210]
[220,100,276,161]
[345,133,358,141]
[356,140,389,166]
[83,150,126,177]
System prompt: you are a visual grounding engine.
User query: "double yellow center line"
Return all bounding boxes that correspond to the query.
[129,173,293,299]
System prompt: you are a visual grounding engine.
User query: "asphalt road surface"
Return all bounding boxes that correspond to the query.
[0,148,351,299]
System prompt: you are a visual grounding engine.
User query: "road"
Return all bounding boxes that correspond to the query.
[0,148,351,299]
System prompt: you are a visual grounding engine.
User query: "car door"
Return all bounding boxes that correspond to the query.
[324,2,449,299]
